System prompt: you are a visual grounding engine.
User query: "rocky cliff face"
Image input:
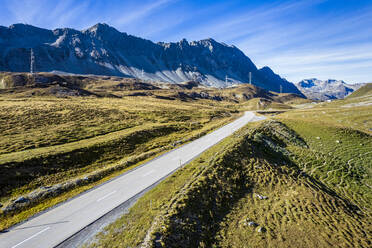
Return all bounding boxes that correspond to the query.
[0,23,302,94]
[295,78,364,100]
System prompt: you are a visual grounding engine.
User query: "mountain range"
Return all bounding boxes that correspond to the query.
[0,23,303,95]
[295,79,364,100]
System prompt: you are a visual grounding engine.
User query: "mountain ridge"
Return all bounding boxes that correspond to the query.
[0,23,303,95]
[295,78,364,100]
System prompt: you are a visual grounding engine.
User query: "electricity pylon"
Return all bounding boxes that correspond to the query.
[30,48,35,74]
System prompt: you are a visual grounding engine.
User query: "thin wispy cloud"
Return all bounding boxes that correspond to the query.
[170,0,325,41]
[0,0,371,83]
[113,0,177,26]
[5,0,44,25]
[3,0,93,29]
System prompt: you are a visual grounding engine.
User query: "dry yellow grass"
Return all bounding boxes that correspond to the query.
[0,94,240,230]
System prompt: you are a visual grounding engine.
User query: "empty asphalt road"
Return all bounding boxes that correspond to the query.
[0,111,265,248]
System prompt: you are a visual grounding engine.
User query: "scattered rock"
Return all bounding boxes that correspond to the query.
[247,221,259,227]
[257,227,266,233]
[255,193,268,200]
[316,136,320,140]
[39,186,51,190]
[335,140,341,144]
[3,205,16,212]
[14,197,29,204]
[172,140,182,147]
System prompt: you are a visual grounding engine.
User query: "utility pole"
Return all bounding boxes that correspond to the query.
[30,48,35,74]
[225,75,233,85]
[249,72,252,84]
[141,68,144,78]
[280,85,283,94]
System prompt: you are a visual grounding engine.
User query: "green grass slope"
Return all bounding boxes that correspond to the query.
[89,119,371,248]
[347,83,372,99]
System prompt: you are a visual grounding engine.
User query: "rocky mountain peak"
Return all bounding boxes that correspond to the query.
[295,78,363,100]
[0,23,303,94]
[5,23,52,38]
[9,23,43,32]
[256,66,304,96]
[84,23,121,38]
[298,78,317,88]
[179,38,188,44]
[259,66,273,73]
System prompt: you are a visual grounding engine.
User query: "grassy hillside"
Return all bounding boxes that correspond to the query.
[347,83,372,99]
[0,71,303,230]
[0,93,239,230]
[0,72,306,104]
[88,112,371,247]
[276,104,372,210]
[2,71,370,248]
[280,103,371,135]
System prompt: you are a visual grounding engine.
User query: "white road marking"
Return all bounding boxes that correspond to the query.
[96,190,117,202]
[142,169,155,177]
[11,227,50,248]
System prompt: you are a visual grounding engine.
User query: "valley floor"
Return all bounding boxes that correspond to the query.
[0,73,370,247]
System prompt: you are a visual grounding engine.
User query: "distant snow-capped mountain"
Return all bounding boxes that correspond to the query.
[295,78,364,100]
[0,23,303,95]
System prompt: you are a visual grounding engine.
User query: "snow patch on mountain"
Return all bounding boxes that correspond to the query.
[0,23,303,95]
[295,78,364,100]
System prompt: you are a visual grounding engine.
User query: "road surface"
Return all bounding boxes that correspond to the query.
[0,111,265,248]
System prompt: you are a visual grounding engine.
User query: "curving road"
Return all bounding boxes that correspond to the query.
[0,111,265,248]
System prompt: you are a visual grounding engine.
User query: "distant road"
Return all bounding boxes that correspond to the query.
[0,111,265,248]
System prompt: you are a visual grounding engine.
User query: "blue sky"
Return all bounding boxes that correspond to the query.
[1,0,371,83]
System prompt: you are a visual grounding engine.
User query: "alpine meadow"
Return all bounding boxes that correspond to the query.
[0,1,371,248]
